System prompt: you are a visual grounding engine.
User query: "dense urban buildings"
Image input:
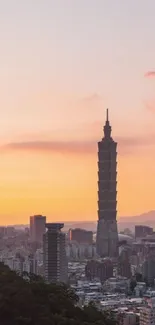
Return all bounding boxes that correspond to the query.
[85,258,113,283]
[140,297,155,325]
[0,226,15,237]
[69,228,93,245]
[2,219,155,322]
[96,109,118,258]
[135,225,153,239]
[30,215,46,243]
[43,223,68,283]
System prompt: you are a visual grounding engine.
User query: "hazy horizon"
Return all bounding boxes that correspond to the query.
[1,209,155,228]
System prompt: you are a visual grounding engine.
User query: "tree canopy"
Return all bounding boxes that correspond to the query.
[0,262,116,325]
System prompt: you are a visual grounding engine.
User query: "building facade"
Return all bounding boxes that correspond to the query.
[135,226,153,239]
[30,215,46,243]
[85,258,113,283]
[140,298,155,325]
[69,228,93,245]
[118,248,132,279]
[142,255,155,285]
[43,223,68,283]
[96,109,118,257]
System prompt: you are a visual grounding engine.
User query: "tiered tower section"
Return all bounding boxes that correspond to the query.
[96,109,118,258]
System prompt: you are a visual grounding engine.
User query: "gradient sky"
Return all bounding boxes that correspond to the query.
[0,0,155,224]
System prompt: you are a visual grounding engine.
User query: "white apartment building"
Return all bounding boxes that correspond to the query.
[140,298,155,325]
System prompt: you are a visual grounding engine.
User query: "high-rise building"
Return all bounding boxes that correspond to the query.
[69,228,93,245]
[30,215,46,243]
[118,248,132,278]
[43,223,68,283]
[142,254,155,285]
[96,109,118,258]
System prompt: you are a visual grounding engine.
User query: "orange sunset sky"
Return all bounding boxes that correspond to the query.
[0,0,155,224]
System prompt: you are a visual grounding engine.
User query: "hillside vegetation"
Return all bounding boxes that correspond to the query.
[0,263,116,325]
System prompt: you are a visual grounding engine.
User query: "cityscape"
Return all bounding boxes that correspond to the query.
[1,111,155,325]
[1,1,155,325]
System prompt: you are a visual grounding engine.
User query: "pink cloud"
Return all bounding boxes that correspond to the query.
[81,93,102,103]
[2,141,96,154]
[1,133,155,156]
[144,99,155,112]
[144,71,155,78]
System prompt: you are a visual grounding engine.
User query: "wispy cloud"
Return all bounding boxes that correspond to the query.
[117,135,155,147]
[144,71,155,78]
[81,93,102,103]
[144,99,155,112]
[117,135,155,155]
[2,141,96,154]
[2,134,155,156]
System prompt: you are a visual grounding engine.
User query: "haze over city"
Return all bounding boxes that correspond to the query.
[0,0,155,224]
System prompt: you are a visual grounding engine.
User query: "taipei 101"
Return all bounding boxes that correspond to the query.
[0,1,155,323]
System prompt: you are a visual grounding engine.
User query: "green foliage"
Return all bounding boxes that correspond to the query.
[0,262,116,325]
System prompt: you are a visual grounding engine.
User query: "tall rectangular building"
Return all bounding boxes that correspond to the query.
[142,255,155,285]
[43,223,68,283]
[96,109,118,258]
[30,215,46,243]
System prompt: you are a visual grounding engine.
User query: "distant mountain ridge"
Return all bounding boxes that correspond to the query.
[118,210,155,231]
[119,210,155,222]
[2,210,155,232]
[62,211,155,232]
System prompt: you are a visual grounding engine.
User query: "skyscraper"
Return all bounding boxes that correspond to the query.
[96,109,118,258]
[30,215,46,243]
[43,223,68,283]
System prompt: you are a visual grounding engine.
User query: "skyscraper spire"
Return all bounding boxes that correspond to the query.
[104,108,111,139]
[106,108,109,122]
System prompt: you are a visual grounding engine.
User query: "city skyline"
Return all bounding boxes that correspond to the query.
[0,1,155,223]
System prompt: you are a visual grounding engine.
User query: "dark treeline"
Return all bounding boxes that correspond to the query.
[0,262,116,325]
